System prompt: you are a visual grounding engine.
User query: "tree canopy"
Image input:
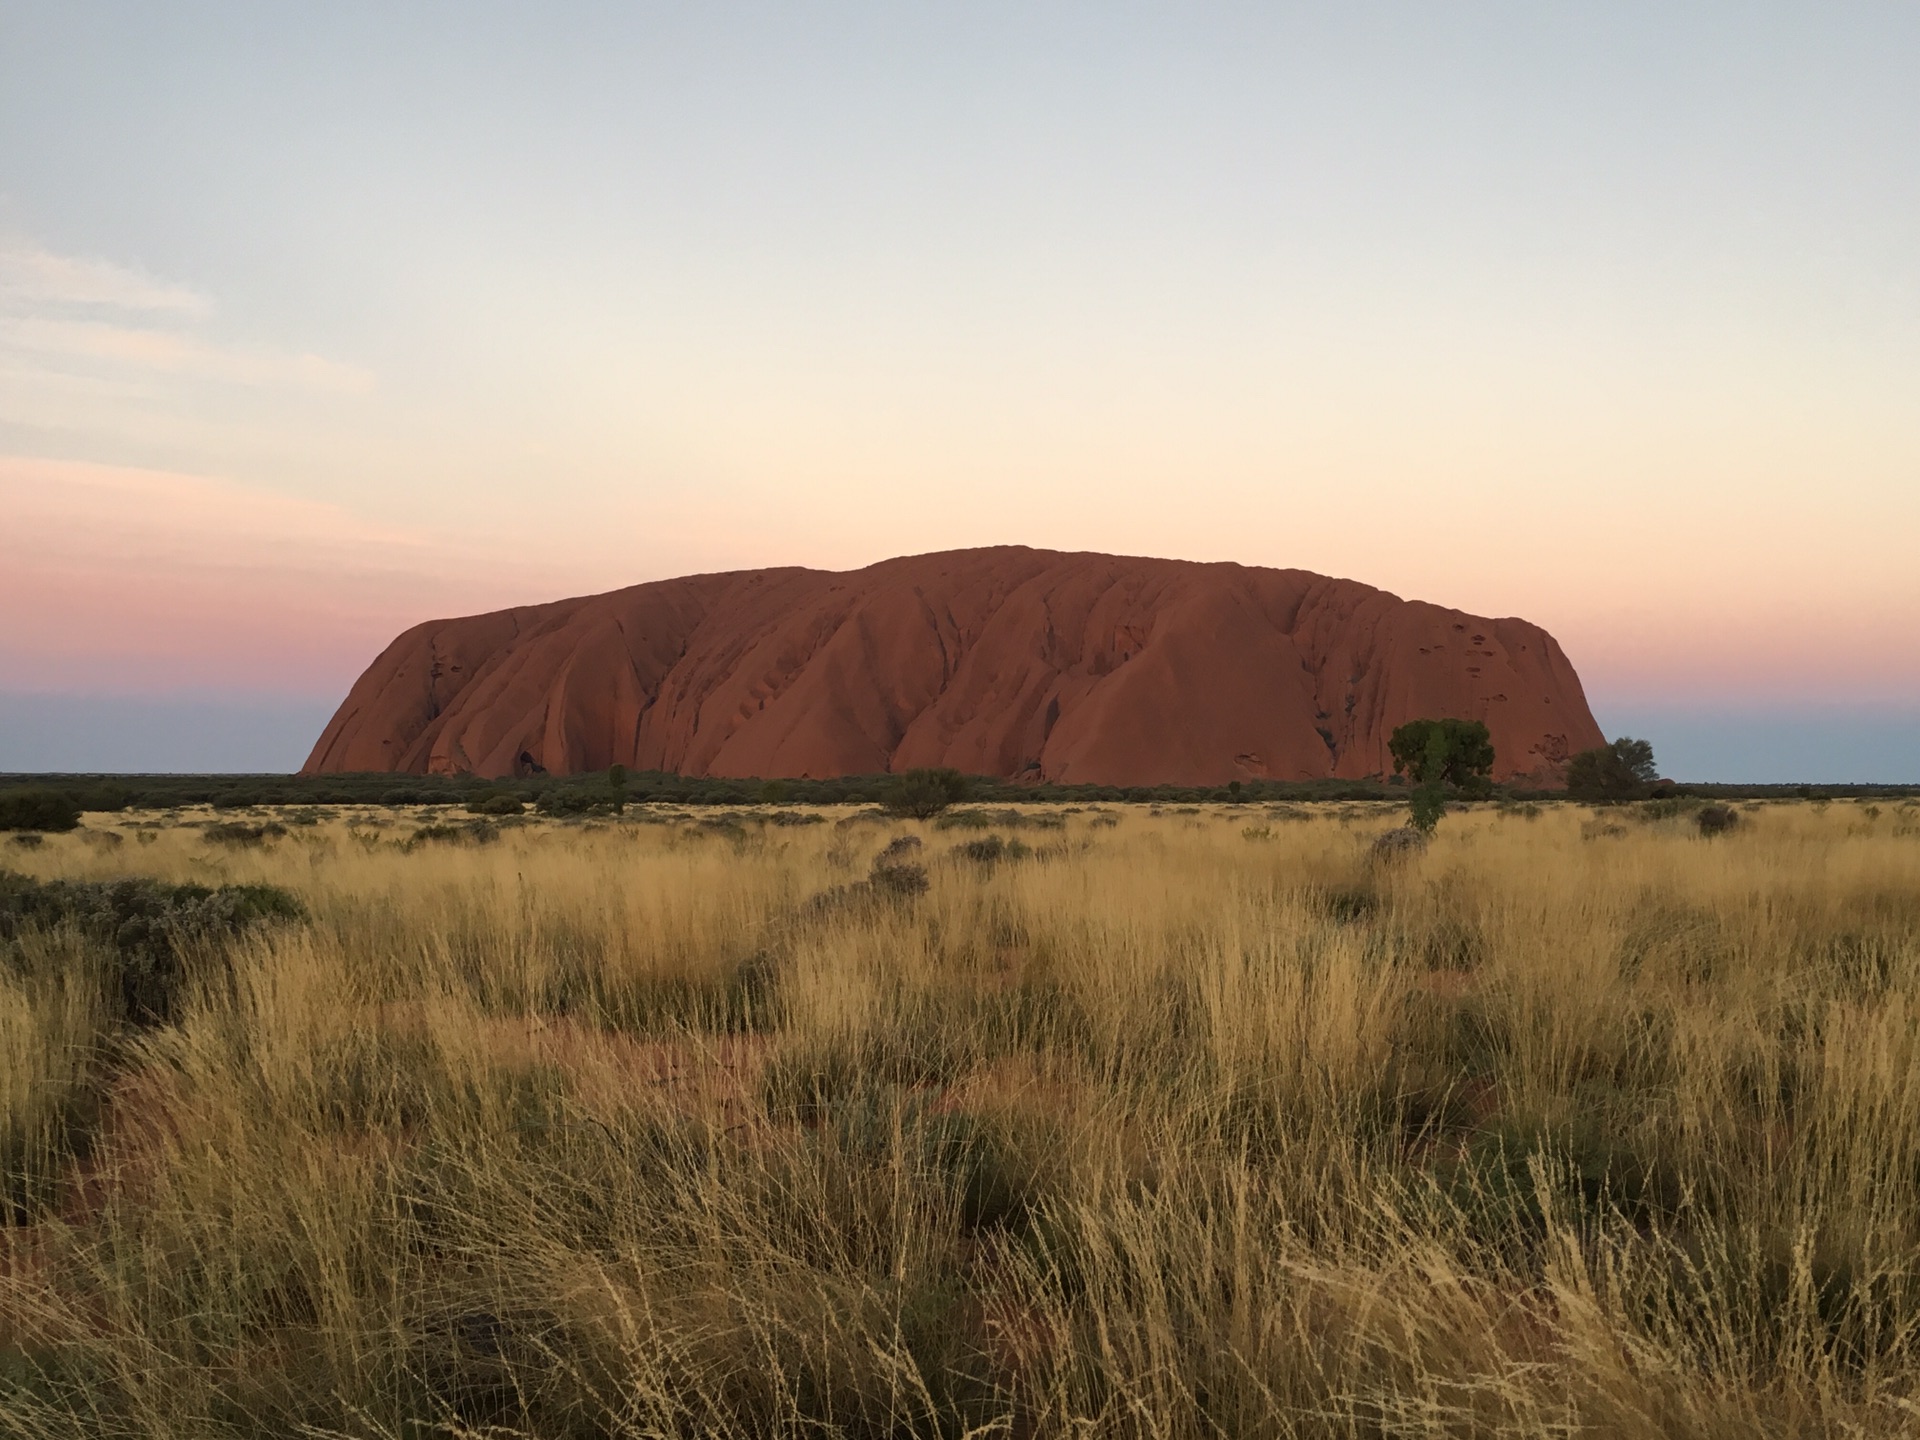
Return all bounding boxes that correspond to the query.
[1388,718,1496,834]
[882,768,973,820]
[1565,737,1659,803]
[1387,719,1496,793]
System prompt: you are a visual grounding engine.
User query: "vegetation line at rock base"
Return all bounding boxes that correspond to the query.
[3,768,1913,817]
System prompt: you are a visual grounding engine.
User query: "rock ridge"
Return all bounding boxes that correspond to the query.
[303,546,1604,785]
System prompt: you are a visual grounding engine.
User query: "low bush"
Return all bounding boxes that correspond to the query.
[882,768,972,820]
[0,788,81,833]
[954,834,1030,866]
[936,807,1064,832]
[1370,826,1429,862]
[466,793,526,816]
[869,858,931,897]
[0,871,304,1026]
[407,820,501,849]
[800,846,935,917]
[203,821,289,846]
[1697,804,1741,836]
[535,788,622,818]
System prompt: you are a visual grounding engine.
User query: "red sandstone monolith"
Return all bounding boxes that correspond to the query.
[303,547,1603,785]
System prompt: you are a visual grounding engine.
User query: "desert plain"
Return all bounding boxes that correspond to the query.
[4,796,1920,1437]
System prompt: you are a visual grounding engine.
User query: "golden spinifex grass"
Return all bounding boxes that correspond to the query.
[3,798,1920,1437]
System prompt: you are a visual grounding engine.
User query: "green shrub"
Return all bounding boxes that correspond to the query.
[1391,720,1492,833]
[0,872,304,1027]
[535,787,622,818]
[801,846,934,917]
[875,835,923,865]
[954,835,1030,866]
[407,820,500,849]
[1409,784,1448,834]
[765,810,824,827]
[1388,719,1495,793]
[935,806,1063,832]
[882,768,971,820]
[869,859,931,898]
[0,789,81,833]
[466,793,526,816]
[1696,804,1740,837]
[4,781,129,814]
[1566,737,1659,803]
[203,821,288,846]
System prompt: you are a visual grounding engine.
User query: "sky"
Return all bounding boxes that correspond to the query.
[1,2,1915,780]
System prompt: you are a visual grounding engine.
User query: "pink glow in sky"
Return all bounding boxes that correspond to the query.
[0,456,591,696]
[6,449,1914,715]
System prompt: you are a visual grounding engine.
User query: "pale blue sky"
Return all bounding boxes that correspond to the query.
[1,3,1915,776]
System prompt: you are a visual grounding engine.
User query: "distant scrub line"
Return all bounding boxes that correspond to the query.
[2,769,1912,823]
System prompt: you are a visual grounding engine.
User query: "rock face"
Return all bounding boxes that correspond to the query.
[303,547,1603,785]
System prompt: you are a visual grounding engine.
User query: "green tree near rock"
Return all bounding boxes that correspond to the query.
[1388,719,1496,833]
[883,768,972,820]
[1565,737,1659,803]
